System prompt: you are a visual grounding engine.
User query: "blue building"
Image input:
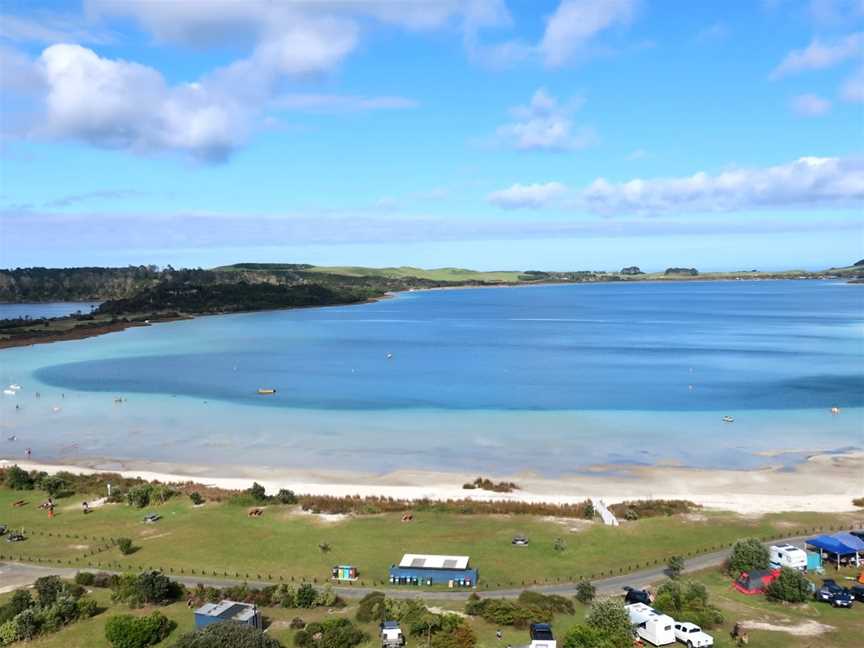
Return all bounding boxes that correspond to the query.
[194,600,262,630]
[389,554,478,586]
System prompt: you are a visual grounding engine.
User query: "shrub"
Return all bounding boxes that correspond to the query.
[112,572,183,607]
[93,572,119,588]
[76,597,99,619]
[293,618,366,648]
[583,599,632,648]
[35,576,65,607]
[575,581,596,604]
[728,538,769,576]
[0,620,18,646]
[173,622,283,647]
[624,508,639,521]
[290,617,306,629]
[608,500,699,519]
[4,465,34,490]
[667,555,685,579]
[249,482,267,502]
[356,591,386,622]
[189,492,204,505]
[13,608,39,641]
[653,580,724,629]
[117,538,135,555]
[766,567,812,603]
[0,590,33,624]
[464,597,550,628]
[105,612,175,648]
[75,572,95,586]
[295,583,318,608]
[517,591,574,615]
[38,475,68,498]
[126,484,153,508]
[277,489,298,504]
[583,501,595,519]
[562,625,607,648]
[853,496,864,507]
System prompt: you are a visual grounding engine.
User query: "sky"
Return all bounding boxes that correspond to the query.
[0,0,862,272]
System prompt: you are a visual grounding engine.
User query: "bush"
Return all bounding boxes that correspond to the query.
[126,484,153,508]
[517,591,574,615]
[667,555,685,579]
[583,500,595,519]
[575,581,596,604]
[295,583,318,608]
[4,465,34,490]
[277,489,298,504]
[117,538,135,555]
[728,538,769,576]
[583,599,632,648]
[35,576,65,607]
[290,617,306,629]
[105,612,175,648]
[93,572,119,588]
[0,590,32,624]
[766,567,812,603]
[356,591,386,622]
[112,572,183,607]
[75,572,96,586]
[249,482,267,502]
[174,622,283,647]
[12,608,39,641]
[464,597,550,628]
[293,618,366,648]
[0,620,18,646]
[653,580,724,629]
[189,492,204,505]
[76,597,99,619]
[39,475,68,498]
[853,496,864,507]
[562,625,607,648]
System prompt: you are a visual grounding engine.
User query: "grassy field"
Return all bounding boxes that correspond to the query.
[3,487,862,589]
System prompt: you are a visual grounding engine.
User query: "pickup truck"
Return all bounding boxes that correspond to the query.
[673,622,713,647]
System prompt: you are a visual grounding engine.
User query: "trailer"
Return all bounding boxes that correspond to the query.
[625,603,675,646]
[769,544,807,570]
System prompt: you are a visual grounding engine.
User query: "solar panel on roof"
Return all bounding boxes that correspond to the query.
[410,558,426,567]
[443,559,457,568]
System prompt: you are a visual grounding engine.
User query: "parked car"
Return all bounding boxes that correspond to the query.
[828,589,854,609]
[6,532,25,543]
[624,586,652,605]
[814,579,843,602]
[143,513,162,524]
[672,621,713,647]
[850,585,864,602]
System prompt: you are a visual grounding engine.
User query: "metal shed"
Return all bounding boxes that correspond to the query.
[389,553,478,586]
[194,600,262,630]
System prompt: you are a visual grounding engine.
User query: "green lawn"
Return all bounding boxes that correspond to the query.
[3,487,861,589]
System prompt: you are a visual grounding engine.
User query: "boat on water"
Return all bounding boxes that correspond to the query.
[257,388,277,395]
[722,415,734,423]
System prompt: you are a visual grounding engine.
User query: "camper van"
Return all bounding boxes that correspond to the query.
[528,623,556,648]
[769,544,807,571]
[626,603,675,646]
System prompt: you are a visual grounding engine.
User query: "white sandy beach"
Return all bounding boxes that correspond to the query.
[2,450,861,515]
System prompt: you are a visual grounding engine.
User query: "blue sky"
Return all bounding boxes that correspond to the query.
[0,0,862,271]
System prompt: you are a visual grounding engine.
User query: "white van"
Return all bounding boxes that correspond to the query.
[769,544,807,571]
[626,603,676,646]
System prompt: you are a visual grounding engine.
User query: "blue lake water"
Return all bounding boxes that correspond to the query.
[0,302,100,319]
[0,281,862,474]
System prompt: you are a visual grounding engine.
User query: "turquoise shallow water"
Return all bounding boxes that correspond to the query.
[0,281,861,474]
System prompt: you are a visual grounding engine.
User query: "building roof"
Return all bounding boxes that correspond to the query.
[398,554,470,570]
[195,600,258,623]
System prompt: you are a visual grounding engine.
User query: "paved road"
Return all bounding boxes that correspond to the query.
[0,534,820,600]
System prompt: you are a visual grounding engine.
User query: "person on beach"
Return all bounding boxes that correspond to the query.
[25,447,31,459]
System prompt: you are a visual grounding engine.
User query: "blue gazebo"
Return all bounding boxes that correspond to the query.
[806,533,863,568]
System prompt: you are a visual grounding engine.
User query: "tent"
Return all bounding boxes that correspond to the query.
[806,533,862,567]
[733,569,780,595]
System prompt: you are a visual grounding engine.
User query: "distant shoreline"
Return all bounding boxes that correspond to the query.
[2,450,861,515]
[2,276,858,351]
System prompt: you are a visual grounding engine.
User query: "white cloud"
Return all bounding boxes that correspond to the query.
[488,182,568,209]
[488,156,864,214]
[626,148,648,160]
[0,11,111,45]
[791,93,832,116]
[539,0,638,67]
[770,31,863,78]
[841,66,864,102]
[495,88,595,151]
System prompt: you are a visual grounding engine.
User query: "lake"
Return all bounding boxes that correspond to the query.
[0,281,861,474]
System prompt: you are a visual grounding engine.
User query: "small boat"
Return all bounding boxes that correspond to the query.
[257,388,277,395]
[386,353,394,360]
[722,415,734,423]
[831,406,840,415]
[9,384,21,391]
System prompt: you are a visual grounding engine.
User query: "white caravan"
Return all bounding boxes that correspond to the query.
[626,603,676,646]
[769,544,807,571]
